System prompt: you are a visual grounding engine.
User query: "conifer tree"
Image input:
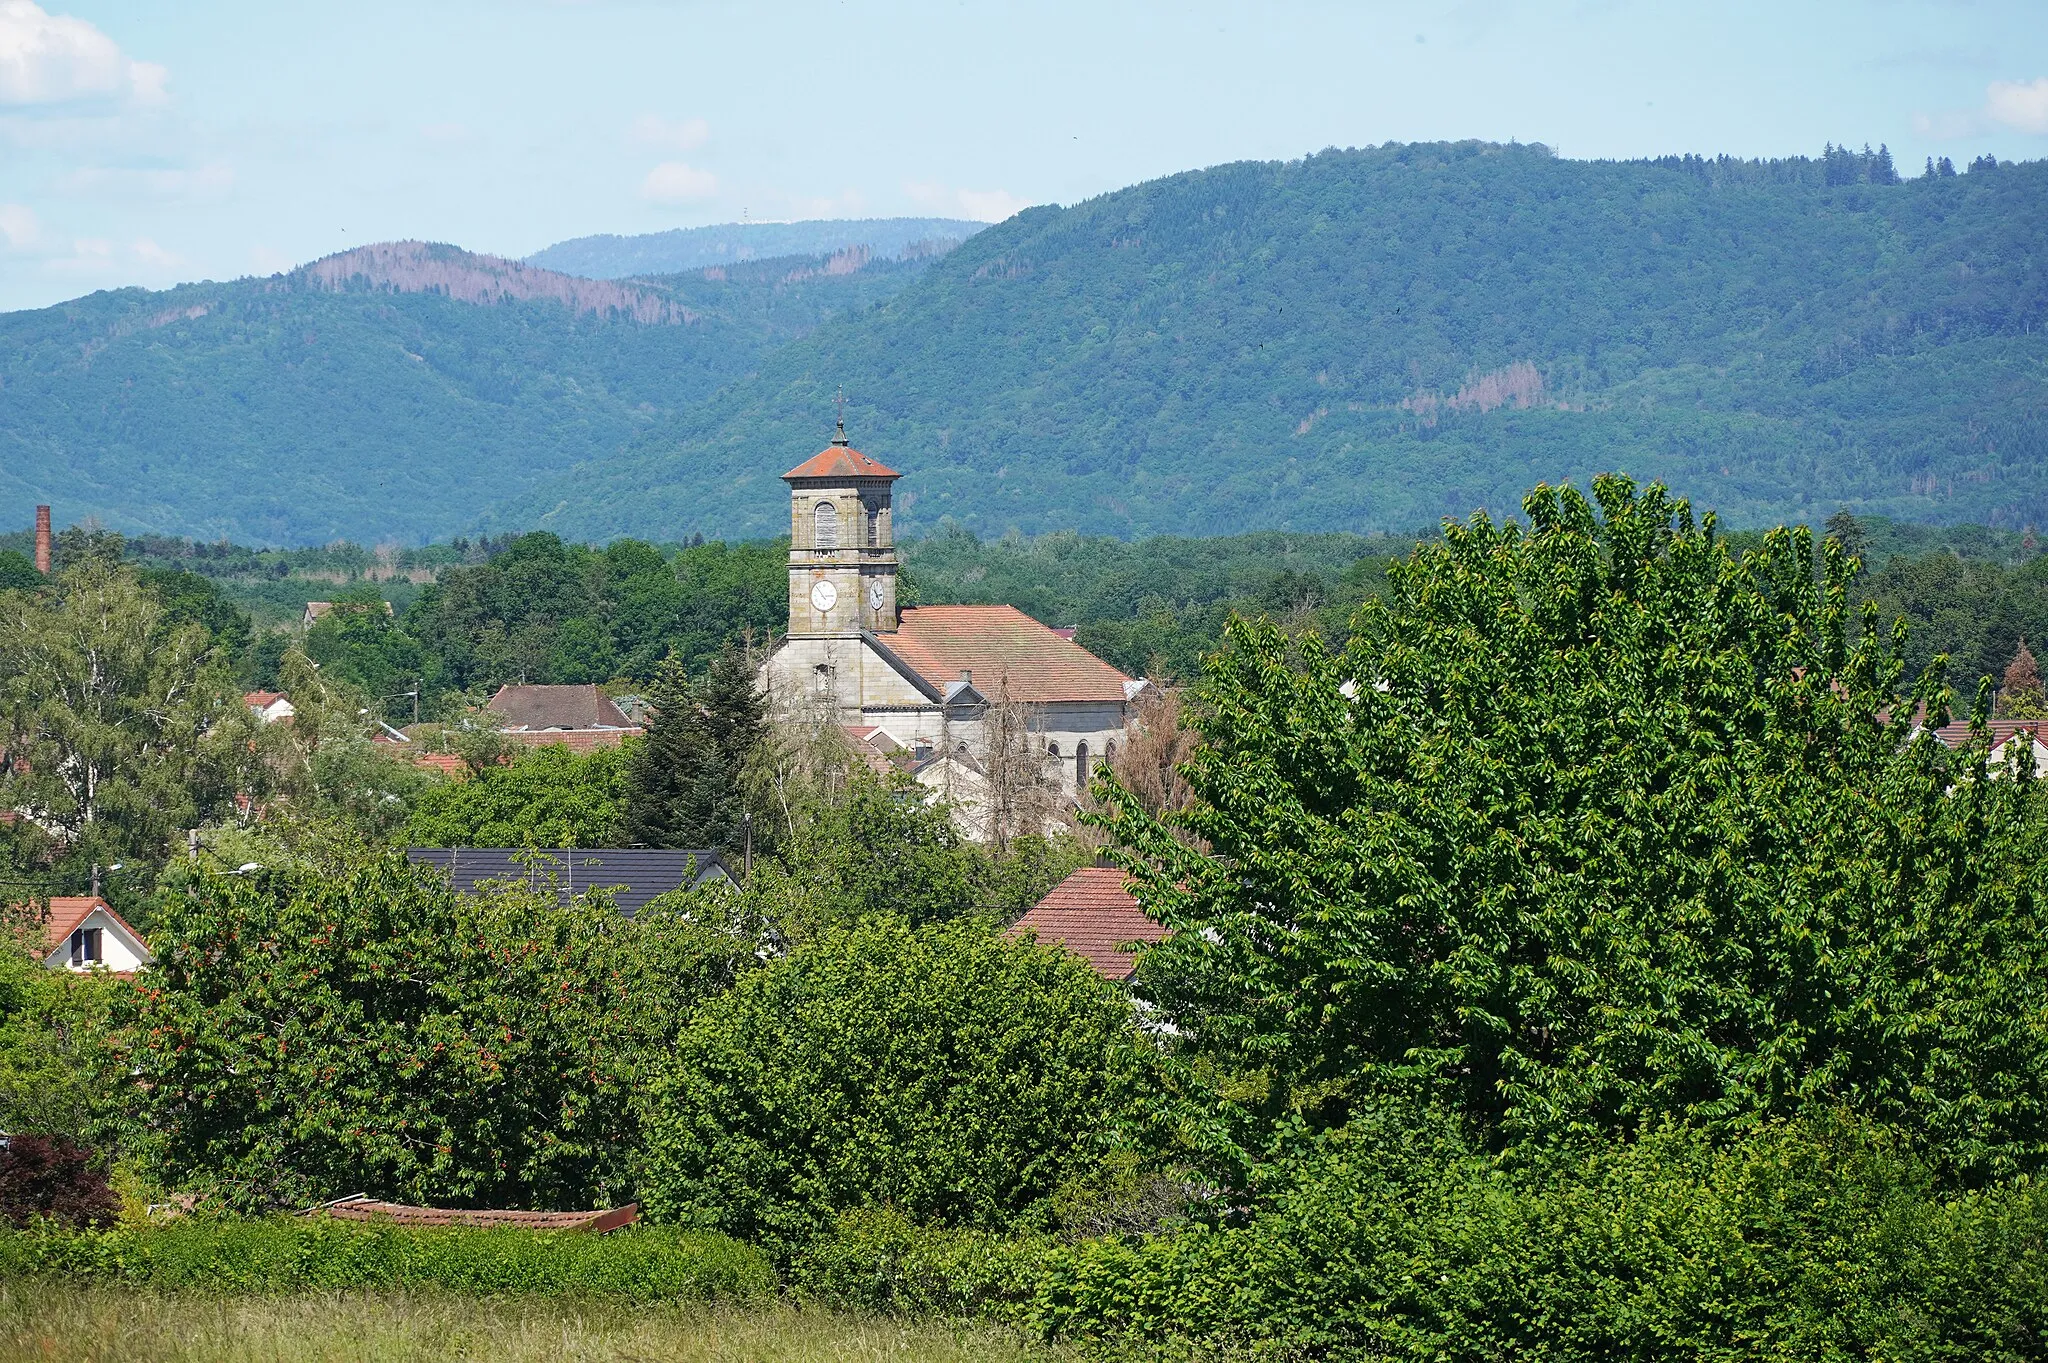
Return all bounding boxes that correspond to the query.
[621,654,710,851]
[1823,505,1866,568]
[621,645,764,854]
[1999,639,2048,719]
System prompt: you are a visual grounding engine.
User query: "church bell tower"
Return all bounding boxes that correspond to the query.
[782,417,901,642]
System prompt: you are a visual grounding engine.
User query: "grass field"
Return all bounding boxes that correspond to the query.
[0,1285,1069,1363]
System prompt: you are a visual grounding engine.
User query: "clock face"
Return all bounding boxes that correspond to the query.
[868,580,885,611]
[809,579,839,613]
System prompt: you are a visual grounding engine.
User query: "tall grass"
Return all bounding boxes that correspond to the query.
[0,1284,1072,1363]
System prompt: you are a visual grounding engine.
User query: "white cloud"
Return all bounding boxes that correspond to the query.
[0,2,166,106]
[905,180,1027,222]
[57,161,233,199]
[630,113,709,151]
[641,160,718,205]
[0,201,39,248]
[1987,77,2048,135]
[39,233,180,277]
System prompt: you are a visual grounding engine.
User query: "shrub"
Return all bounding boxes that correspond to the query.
[791,1208,1045,1318]
[637,916,1146,1250]
[1021,1115,2048,1361]
[123,851,756,1212]
[0,1137,118,1230]
[0,1216,773,1300]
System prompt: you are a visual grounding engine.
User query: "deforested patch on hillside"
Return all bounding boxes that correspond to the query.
[293,241,699,324]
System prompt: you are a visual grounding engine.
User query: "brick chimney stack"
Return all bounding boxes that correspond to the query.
[34,506,51,574]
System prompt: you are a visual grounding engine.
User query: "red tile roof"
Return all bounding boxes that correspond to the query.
[499,727,643,753]
[488,684,632,730]
[1008,867,1166,981]
[782,445,900,480]
[1923,718,2048,749]
[243,690,286,708]
[887,606,1131,705]
[22,896,146,960]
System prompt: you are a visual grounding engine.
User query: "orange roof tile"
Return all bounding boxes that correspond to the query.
[886,606,1131,705]
[1008,867,1166,981]
[782,444,900,480]
[24,896,146,958]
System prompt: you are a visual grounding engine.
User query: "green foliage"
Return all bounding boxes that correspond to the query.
[765,773,1086,931]
[514,143,2048,542]
[622,647,765,854]
[402,742,632,849]
[1019,1115,2048,1361]
[0,1218,773,1300]
[637,917,1142,1250]
[791,1208,1045,1318]
[304,586,420,705]
[1101,475,2048,1177]
[123,849,747,1211]
[399,532,783,708]
[0,937,125,1146]
[0,557,240,889]
[0,551,39,593]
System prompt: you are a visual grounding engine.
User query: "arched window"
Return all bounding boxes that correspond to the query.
[1046,740,1061,759]
[1104,739,1118,763]
[813,500,839,550]
[1076,740,1090,787]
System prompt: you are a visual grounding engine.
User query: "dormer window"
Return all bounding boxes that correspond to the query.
[69,927,102,967]
[813,501,840,551]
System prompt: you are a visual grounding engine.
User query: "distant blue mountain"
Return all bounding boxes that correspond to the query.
[526,218,989,280]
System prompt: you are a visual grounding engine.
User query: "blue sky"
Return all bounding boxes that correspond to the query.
[1,0,2044,312]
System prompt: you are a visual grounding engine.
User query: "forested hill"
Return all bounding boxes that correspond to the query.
[0,243,941,545]
[508,141,2048,541]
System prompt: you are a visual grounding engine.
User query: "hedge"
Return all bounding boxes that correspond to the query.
[792,1118,2048,1362]
[0,1217,773,1301]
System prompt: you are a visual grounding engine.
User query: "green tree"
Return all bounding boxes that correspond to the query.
[622,647,763,854]
[0,922,125,1145]
[1998,639,2048,719]
[0,552,40,594]
[123,849,753,1210]
[1101,476,2048,1178]
[404,741,632,848]
[0,558,237,882]
[304,585,421,716]
[638,915,1141,1247]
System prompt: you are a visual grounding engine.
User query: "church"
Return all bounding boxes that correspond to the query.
[756,421,1146,802]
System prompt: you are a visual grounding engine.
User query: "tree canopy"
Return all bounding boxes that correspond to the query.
[1103,475,2048,1179]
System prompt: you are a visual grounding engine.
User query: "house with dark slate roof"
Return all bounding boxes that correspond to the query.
[406,847,730,916]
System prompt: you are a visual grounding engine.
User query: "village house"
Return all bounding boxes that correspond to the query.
[301,599,395,628]
[242,690,296,724]
[758,422,1145,807]
[405,847,730,914]
[485,684,644,752]
[1007,866,1167,982]
[30,896,152,975]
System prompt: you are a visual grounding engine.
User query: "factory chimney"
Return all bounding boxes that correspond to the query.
[34,506,51,575]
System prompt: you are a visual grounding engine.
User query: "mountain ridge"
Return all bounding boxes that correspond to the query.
[500,141,2048,541]
[526,217,987,280]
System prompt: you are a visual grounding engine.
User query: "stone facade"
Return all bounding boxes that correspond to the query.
[758,426,1143,809]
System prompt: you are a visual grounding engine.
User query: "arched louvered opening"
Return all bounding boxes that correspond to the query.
[867,505,881,547]
[813,500,840,550]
